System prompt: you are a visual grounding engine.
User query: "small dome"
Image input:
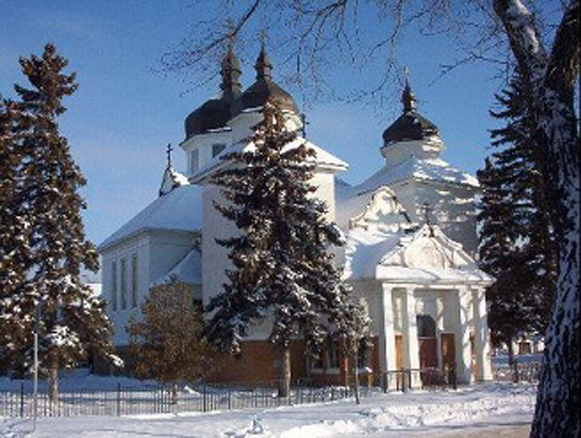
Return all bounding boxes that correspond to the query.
[382,80,439,146]
[184,46,242,140]
[231,47,299,117]
[185,98,232,139]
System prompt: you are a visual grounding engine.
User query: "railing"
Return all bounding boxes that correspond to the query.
[0,381,366,418]
[492,362,542,383]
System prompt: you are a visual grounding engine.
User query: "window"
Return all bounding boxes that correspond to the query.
[327,340,340,369]
[120,258,127,310]
[111,262,118,311]
[190,150,199,173]
[131,254,138,308]
[212,144,225,157]
[417,314,436,338]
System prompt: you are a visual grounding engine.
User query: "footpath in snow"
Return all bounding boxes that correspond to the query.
[0,383,535,438]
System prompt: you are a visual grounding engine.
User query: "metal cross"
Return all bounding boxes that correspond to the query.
[166,143,173,167]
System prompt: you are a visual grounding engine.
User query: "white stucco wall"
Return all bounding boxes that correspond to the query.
[101,229,196,345]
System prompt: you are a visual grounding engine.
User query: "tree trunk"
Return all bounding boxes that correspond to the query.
[507,339,518,383]
[493,1,580,435]
[170,383,178,404]
[278,345,291,398]
[352,351,361,405]
[48,356,59,409]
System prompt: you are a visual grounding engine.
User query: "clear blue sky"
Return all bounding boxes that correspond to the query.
[1,1,503,255]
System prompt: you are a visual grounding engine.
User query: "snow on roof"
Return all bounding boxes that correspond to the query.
[153,248,202,286]
[99,184,203,251]
[159,167,190,196]
[192,136,348,183]
[356,156,479,193]
[344,225,493,284]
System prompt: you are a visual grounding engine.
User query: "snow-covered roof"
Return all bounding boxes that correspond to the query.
[356,156,479,193]
[191,137,348,183]
[159,166,190,196]
[344,225,493,284]
[99,184,203,251]
[153,248,202,286]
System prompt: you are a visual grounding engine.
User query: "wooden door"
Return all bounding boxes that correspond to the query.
[441,333,456,369]
[395,334,403,369]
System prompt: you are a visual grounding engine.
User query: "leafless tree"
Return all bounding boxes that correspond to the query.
[168,1,579,435]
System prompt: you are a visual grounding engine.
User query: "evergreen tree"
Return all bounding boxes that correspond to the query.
[0,98,35,374]
[478,71,558,363]
[127,280,214,402]
[206,101,366,397]
[0,44,114,404]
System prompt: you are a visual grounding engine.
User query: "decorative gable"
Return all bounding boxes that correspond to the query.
[348,186,414,234]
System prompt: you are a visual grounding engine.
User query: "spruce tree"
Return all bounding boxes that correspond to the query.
[206,101,366,397]
[0,98,35,374]
[0,44,114,404]
[478,71,558,363]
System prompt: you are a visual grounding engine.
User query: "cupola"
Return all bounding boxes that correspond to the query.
[382,79,439,147]
[184,46,242,140]
[231,46,299,117]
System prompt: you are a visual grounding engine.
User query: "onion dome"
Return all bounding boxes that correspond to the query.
[184,46,242,140]
[231,46,299,116]
[382,80,439,147]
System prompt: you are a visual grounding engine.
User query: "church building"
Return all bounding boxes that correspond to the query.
[98,46,494,388]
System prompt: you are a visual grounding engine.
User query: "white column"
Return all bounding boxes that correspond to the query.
[379,284,398,389]
[472,287,493,381]
[402,286,421,388]
[456,287,473,384]
[436,296,445,370]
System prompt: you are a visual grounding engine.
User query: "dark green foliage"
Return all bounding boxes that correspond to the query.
[0,45,114,391]
[478,71,558,347]
[206,101,367,394]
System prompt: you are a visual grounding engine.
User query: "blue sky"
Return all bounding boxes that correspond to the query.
[1,1,504,253]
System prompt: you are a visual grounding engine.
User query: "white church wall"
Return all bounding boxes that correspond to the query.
[201,184,238,306]
[148,230,196,285]
[101,233,151,346]
[310,170,337,221]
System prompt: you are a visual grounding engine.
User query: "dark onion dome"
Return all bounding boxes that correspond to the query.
[231,47,299,117]
[184,46,242,140]
[382,80,439,147]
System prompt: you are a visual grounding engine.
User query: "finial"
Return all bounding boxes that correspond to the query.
[300,113,309,138]
[255,30,273,80]
[166,143,173,168]
[221,27,242,99]
[402,67,417,113]
[422,201,435,236]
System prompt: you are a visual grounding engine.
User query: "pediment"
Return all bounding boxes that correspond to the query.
[349,186,413,234]
[380,225,474,270]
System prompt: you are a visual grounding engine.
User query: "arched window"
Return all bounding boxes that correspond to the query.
[417,314,436,338]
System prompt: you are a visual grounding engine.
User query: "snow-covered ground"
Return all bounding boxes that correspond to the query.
[1,383,535,438]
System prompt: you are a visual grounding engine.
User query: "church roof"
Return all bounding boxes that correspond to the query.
[344,225,493,284]
[382,80,439,146]
[191,136,348,183]
[355,156,479,192]
[231,47,298,117]
[153,248,202,287]
[99,185,203,251]
[184,46,242,140]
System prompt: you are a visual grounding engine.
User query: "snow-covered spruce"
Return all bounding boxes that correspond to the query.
[205,101,368,398]
[0,44,115,405]
[493,0,580,436]
[477,70,558,362]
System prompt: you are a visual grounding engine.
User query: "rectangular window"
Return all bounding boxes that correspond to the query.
[212,144,225,157]
[190,150,199,173]
[131,254,138,308]
[111,262,118,311]
[120,258,127,310]
[328,341,340,369]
